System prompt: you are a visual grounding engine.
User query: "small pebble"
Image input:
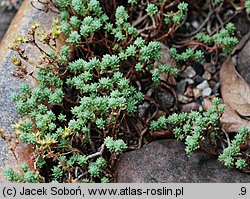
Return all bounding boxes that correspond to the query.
[185,78,194,85]
[192,62,205,76]
[177,80,187,94]
[216,64,221,70]
[212,72,219,82]
[197,97,204,105]
[197,80,209,90]
[184,86,194,97]
[212,82,220,94]
[146,88,154,97]
[193,88,202,99]
[202,71,212,80]
[177,94,192,103]
[204,63,216,74]
[182,66,196,78]
[202,87,212,97]
[181,102,199,113]
[129,140,134,144]
[202,98,213,111]
[192,20,200,29]
[225,9,234,16]
[194,75,204,84]
[177,78,195,94]
[209,80,217,88]
[158,92,175,109]
[138,102,150,118]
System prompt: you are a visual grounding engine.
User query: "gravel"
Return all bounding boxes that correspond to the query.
[194,75,204,84]
[202,87,212,97]
[212,82,221,94]
[197,80,209,90]
[202,71,212,80]
[182,66,196,78]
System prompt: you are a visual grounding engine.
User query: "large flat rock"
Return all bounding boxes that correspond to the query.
[0,0,58,182]
[117,139,250,182]
[0,8,16,41]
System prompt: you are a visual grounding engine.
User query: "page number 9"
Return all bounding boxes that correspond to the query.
[240,187,246,195]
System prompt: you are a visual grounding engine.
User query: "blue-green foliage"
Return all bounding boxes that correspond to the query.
[4,163,39,183]
[150,98,225,154]
[219,127,249,169]
[5,0,242,183]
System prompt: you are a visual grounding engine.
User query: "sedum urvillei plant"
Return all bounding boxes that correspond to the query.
[4,163,40,183]
[2,0,244,182]
[150,97,225,155]
[218,127,250,170]
[150,98,250,171]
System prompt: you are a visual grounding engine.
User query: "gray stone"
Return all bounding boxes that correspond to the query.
[176,80,187,94]
[197,80,209,90]
[177,94,191,104]
[202,87,212,97]
[117,140,250,182]
[181,102,199,113]
[194,75,204,84]
[212,82,220,94]
[0,8,16,41]
[191,20,199,29]
[0,0,59,181]
[185,78,194,85]
[177,79,194,95]
[182,66,196,78]
[157,92,174,109]
[146,88,153,97]
[138,102,150,118]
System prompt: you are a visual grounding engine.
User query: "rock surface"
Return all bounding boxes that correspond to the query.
[0,8,16,41]
[237,37,250,85]
[0,0,58,182]
[117,139,250,182]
